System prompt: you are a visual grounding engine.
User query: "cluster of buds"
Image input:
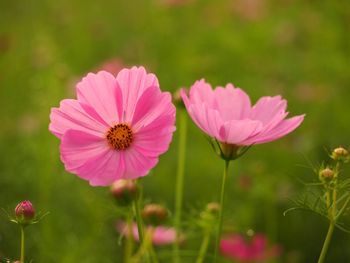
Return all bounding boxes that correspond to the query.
[331,147,349,163]
[142,204,168,226]
[14,201,35,226]
[110,179,139,206]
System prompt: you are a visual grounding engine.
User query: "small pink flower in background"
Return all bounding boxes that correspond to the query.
[117,221,184,246]
[49,66,176,186]
[97,58,125,76]
[181,80,304,147]
[220,233,282,262]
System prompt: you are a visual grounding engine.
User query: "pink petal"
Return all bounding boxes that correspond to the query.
[76,71,121,125]
[131,86,175,131]
[123,148,158,179]
[247,114,305,144]
[49,99,107,139]
[116,66,159,122]
[77,149,124,186]
[60,129,108,176]
[134,115,176,157]
[188,103,223,139]
[250,96,287,125]
[152,226,177,245]
[188,79,216,107]
[219,119,262,144]
[214,84,251,120]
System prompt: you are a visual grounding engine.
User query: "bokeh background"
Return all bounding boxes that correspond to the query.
[1,0,350,262]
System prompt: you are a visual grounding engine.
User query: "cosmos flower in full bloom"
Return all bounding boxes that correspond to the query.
[49,66,176,186]
[181,80,304,159]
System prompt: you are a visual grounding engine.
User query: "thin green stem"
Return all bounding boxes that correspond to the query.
[20,225,25,263]
[173,109,187,263]
[195,230,211,263]
[213,160,230,263]
[124,212,134,263]
[148,228,159,263]
[318,181,337,263]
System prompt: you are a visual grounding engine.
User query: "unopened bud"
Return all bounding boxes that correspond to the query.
[142,204,168,226]
[15,201,35,225]
[110,180,138,206]
[173,88,187,108]
[13,261,22,263]
[331,147,349,162]
[319,168,335,181]
[206,202,220,214]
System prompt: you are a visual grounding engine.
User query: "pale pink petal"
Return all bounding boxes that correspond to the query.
[116,222,178,246]
[152,226,177,245]
[247,114,305,144]
[116,66,159,122]
[49,99,107,139]
[214,84,251,120]
[123,148,158,179]
[60,130,108,176]
[189,103,223,139]
[219,119,262,144]
[189,79,216,107]
[250,96,287,125]
[76,71,121,125]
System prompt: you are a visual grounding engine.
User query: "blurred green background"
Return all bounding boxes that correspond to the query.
[1,0,350,262]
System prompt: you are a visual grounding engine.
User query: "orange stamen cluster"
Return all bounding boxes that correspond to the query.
[106,124,133,150]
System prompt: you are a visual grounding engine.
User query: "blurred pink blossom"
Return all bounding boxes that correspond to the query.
[97,58,125,76]
[181,80,304,146]
[49,66,176,186]
[117,221,184,246]
[220,233,282,262]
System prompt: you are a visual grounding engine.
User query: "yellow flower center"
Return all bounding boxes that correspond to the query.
[106,124,133,150]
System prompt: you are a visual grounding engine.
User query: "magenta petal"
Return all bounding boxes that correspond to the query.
[49,99,107,139]
[116,66,160,122]
[76,71,120,125]
[123,148,158,179]
[131,85,175,130]
[60,130,107,176]
[134,115,175,157]
[77,149,124,186]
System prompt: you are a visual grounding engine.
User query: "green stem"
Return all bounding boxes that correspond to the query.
[195,230,211,263]
[148,228,159,263]
[318,182,337,263]
[20,225,25,263]
[173,109,187,263]
[213,160,230,263]
[124,213,134,263]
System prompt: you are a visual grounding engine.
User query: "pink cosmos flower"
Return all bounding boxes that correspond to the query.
[220,233,282,262]
[116,221,183,246]
[181,80,304,147]
[49,66,176,186]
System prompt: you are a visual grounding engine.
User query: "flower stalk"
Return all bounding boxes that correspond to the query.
[173,109,187,263]
[214,160,230,262]
[20,225,25,263]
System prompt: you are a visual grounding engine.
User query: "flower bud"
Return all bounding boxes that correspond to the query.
[319,168,335,181]
[13,261,22,263]
[331,147,349,162]
[15,201,35,225]
[206,202,221,214]
[173,88,187,108]
[142,204,168,226]
[110,180,138,206]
